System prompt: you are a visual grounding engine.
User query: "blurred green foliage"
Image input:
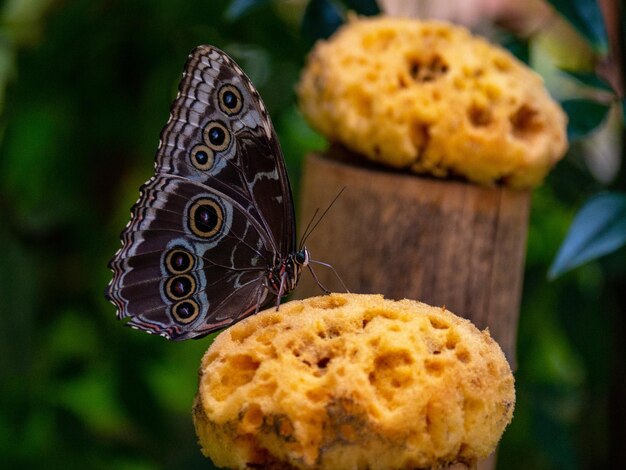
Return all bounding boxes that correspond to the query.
[545,0,608,53]
[0,0,623,469]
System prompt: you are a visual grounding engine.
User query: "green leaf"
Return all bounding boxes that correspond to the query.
[302,0,344,44]
[561,98,611,141]
[560,69,615,93]
[549,192,626,278]
[344,0,379,15]
[501,33,530,64]
[224,0,271,21]
[545,0,608,53]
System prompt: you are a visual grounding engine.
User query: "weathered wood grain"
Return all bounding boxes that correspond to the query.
[296,151,529,368]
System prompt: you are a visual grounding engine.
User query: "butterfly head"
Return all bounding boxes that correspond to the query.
[294,248,310,267]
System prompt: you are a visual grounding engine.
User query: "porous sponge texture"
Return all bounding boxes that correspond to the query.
[193,294,515,470]
[297,16,567,189]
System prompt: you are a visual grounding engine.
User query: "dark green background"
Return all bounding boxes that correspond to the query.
[0,1,624,469]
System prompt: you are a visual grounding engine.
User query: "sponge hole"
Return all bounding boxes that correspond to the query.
[255,329,276,345]
[510,104,543,139]
[230,324,255,343]
[310,295,347,310]
[407,54,449,83]
[409,121,430,153]
[428,315,450,330]
[456,348,471,363]
[224,354,260,387]
[306,388,327,403]
[468,104,493,127]
[446,330,460,349]
[424,358,445,377]
[317,357,331,369]
[243,403,264,429]
[363,308,399,323]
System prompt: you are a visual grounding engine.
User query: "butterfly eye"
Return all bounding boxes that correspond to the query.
[171,299,200,324]
[218,84,243,115]
[165,274,196,301]
[295,250,307,264]
[165,248,194,274]
[203,121,230,152]
[188,198,224,238]
[190,145,215,171]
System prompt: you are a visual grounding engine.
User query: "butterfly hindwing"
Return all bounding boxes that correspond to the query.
[107,175,274,339]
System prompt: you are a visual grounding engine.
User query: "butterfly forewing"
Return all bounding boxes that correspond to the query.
[156,46,294,255]
[107,46,296,339]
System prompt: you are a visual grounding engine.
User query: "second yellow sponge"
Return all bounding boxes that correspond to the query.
[298,16,567,188]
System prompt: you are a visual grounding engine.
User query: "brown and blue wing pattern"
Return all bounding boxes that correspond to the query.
[106,46,295,340]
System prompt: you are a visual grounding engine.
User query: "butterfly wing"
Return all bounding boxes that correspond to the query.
[106,46,294,339]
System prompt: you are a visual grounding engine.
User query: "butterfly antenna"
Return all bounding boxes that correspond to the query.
[298,207,321,251]
[308,259,350,293]
[299,187,346,249]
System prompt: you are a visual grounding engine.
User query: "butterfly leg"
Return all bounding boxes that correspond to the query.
[275,271,288,311]
[307,264,331,295]
[308,260,350,294]
[253,284,268,316]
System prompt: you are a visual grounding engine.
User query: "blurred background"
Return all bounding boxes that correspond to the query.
[0,0,623,468]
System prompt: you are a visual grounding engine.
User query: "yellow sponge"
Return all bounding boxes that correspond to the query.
[297,16,567,188]
[193,294,515,469]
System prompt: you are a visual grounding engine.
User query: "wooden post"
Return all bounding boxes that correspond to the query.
[295,149,530,469]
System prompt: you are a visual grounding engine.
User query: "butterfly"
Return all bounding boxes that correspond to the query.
[106,45,312,340]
